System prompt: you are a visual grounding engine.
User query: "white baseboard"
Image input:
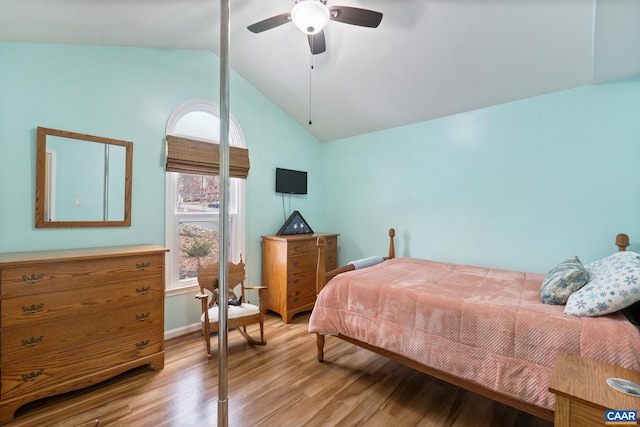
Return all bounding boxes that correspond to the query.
[164,323,201,341]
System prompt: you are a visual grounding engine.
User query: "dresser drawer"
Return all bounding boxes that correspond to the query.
[1,253,164,298]
[287,270,316,309]
[0,327,163,401]
[286,236,337,257]
[287,253,315,273]
[325,249,338,270]
[1,299,163,365]
[287,269,315,289]
[566,400,603,427]
[1,277,163,327]
[287,284,316,309]
[286,240,317,256]
[287,251,337,274]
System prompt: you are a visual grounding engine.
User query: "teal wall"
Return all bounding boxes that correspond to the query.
[2,42,639,334]
[321,78,640,273]
[0,42,323,332]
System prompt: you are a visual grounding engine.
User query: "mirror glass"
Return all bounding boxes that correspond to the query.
[36,127,132,228]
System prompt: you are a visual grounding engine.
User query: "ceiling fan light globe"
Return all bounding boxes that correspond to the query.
[291,0,330,35]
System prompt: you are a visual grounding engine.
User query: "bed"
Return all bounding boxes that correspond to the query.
[308,229,640,422]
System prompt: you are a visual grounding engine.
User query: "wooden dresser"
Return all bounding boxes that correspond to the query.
[262,233,338,323]
[0,244,168,424]
[549,351,640,427]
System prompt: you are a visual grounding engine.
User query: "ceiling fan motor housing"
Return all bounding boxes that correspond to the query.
[291,0,330,35]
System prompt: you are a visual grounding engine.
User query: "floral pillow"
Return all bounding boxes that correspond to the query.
[564,251,640,317]
[540,256,589,304]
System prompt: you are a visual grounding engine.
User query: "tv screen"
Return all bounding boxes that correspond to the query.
[276,168,307,194]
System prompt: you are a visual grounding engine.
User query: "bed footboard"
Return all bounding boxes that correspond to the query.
[314,228,395,362]
[315,228,395,295]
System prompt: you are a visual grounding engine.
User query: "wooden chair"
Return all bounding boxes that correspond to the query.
[196,260,266,357]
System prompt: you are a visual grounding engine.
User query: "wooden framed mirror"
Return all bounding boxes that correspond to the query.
[35,127,133,228]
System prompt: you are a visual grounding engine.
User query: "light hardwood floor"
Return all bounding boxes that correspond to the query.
[6,313,553,427]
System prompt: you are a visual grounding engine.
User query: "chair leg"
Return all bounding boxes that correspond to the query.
[237,323,266,346]
[201,322,211,357]
[259,313,265,343]
[199,297,213,357]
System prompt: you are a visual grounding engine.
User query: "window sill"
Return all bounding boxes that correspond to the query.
[165,283,200,298]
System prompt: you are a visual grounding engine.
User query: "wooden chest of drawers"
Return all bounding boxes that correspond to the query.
[0,244,168,424]
[549,351,640,427]
[262,233,338,323]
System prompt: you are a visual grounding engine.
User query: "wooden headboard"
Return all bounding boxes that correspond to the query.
[316,228,396,294]
[315,231,630,295]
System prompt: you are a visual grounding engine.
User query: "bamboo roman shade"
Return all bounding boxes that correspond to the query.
[165,134,250,179]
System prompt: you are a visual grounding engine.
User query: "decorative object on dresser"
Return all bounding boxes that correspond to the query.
[276,210,313,236]
[196,260,267,357]
[262,233,338,323]
[549,351,640,427]
[0,244,168,424]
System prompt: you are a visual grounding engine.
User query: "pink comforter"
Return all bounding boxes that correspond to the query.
[308,258,640,410]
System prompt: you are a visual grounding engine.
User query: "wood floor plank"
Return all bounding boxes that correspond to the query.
[5,313,553,427]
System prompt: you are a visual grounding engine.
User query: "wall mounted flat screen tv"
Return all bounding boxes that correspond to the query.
[276,168,307,194]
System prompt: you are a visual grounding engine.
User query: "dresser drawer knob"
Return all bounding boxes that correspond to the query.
[22,303,45,314]
[293,297,300,302]
[22,273,45,284]
[293,246,301,252]
[135,339,151,349]
[293,279,300,284]
[328,255,334,261]
[21,369,44,382]
[136,286,151,295]
[136,312,151,321]
[293,261,300,267]
[136,262,151,271]
[22,336,44,347]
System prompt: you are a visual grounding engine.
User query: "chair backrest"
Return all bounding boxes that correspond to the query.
[197,261,246,307]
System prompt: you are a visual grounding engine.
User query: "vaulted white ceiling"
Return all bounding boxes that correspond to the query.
[1,0,639,142]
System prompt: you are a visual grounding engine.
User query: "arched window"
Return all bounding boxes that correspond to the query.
[164,100,246,293]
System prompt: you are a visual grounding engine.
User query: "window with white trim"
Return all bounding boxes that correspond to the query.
[165,100,246,294]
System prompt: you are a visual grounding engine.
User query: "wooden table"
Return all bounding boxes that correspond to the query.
[549,351,640,427]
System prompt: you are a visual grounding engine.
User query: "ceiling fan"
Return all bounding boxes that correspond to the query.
[247,0,383,55]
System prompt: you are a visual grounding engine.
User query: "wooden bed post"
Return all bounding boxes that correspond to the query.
[387,228,396,259]
[316,335,325,362]
[315,236,327,363]
[316,236,326,295]
[616,233,630,252]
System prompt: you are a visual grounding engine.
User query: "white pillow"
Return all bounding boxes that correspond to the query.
[564,251,640,317]
[348,256,385,270]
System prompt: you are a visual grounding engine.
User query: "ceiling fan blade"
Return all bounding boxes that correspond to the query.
[308,31,326,55]
[247,13,292,33]
[329,6,383,28]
